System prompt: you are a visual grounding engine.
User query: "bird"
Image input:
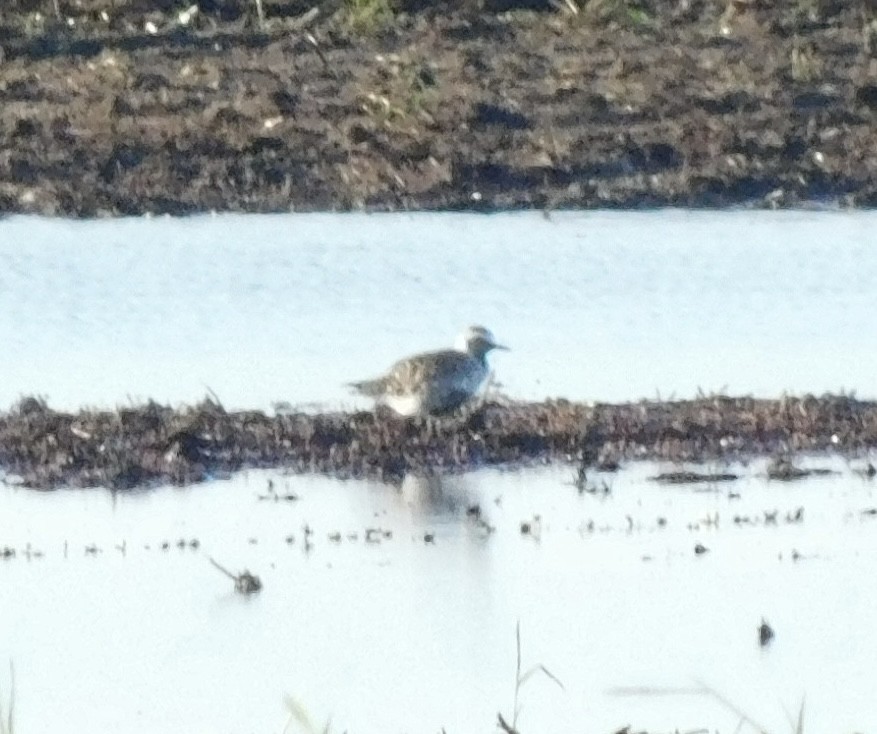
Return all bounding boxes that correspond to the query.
[348,325,508,417]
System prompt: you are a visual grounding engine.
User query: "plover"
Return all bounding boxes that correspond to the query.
[349,325,508,416]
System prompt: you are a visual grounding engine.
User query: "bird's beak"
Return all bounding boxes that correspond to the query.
[492,343,509,351]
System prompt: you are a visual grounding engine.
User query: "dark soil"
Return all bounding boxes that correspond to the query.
[2,0,877,215]
[1,393,875,490]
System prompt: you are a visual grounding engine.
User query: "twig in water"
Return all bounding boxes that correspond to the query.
[608,681,777,733]
[209,557,262,594]
[697,680,773,734]
[499,621,565,732]
[0,660,14,734]
[782,696,805,734]
[609,680,776,734]
[281,695,332,734]
[496,712,518,734]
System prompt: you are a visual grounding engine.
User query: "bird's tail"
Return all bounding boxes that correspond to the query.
[347,378,387,397]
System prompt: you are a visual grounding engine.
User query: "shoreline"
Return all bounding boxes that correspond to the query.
[1,393,874,490]
[2,1,877,216]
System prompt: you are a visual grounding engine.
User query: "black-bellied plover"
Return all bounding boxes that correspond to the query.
[348,325,508,416]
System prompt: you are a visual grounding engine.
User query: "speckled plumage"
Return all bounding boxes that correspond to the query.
[349,326,508,416]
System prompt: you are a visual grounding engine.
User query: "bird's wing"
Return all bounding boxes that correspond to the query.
[384,350,474,395]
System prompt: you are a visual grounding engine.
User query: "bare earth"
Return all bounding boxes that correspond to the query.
[2,0,877,215]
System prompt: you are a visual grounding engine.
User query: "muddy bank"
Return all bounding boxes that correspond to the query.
[1,393,874,489]
[2,0,877,215]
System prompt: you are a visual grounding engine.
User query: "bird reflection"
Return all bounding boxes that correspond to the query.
[399,472,479,521]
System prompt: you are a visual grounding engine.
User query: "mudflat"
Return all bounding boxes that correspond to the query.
[1,394,873,489]
[2,0,877,216]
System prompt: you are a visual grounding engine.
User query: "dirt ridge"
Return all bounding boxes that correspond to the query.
[2,0,877,215]
[1,393,874,489]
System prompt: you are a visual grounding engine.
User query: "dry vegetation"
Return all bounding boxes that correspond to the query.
[1,393,875,489]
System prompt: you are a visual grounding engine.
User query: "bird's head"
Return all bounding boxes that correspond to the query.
[455,325,508,358]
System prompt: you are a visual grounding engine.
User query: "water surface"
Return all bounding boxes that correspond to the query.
[1,459,875,733]
[0,210,874,410]
[1,210,875,733]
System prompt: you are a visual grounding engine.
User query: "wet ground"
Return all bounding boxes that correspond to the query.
[3,0,877,215]
[2,393,875,489]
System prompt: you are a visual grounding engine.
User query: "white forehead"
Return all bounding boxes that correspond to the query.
[454,325,494,350]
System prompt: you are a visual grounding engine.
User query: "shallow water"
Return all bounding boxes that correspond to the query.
[1,210,876,411]
[2,210,876,733]
[1,458,876,733]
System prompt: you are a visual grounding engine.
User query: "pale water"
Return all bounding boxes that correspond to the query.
[0,210,875,410]
[1,460,876,733]
[0,210,875,733]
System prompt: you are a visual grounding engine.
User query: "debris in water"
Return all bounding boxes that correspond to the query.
[520,515,542,539]
[257,478,299,502]
[785,507,804,524]
[767,456,835,481]
[209,557,262,595]
[365,527,382,544]
[759,618,774,647]
[853,462,876,480]
[650,471,739,484]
